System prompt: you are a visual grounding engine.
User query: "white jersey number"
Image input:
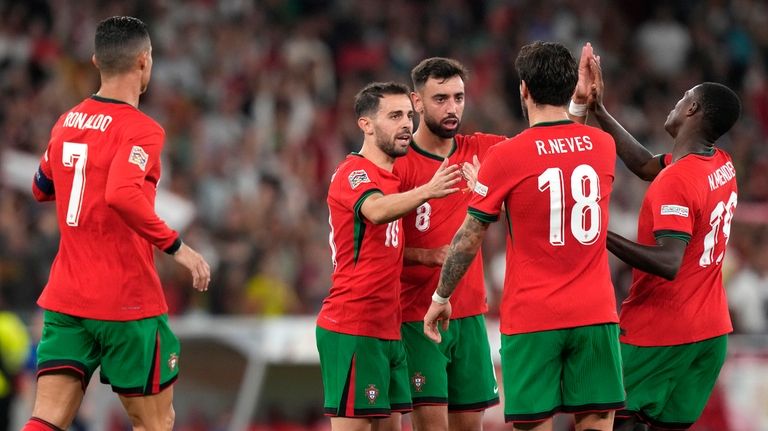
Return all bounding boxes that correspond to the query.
[699,191,737,267]
[385,220,400,248]
[62,142,89,226]
[537,164,601,246]
[415,202,431,232]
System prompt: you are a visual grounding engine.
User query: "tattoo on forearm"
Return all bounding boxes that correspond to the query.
[437,217,488,297]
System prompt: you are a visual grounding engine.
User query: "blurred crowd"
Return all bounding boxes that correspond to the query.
[1,0,768,332]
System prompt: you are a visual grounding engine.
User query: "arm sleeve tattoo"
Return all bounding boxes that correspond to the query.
[436,216,489,298]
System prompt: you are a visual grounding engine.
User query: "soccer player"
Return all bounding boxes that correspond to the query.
[25,16,210,431]
[393,47,599,431]
[424,41,625,431]
[317,81,462,431]
[588,58,742,431]
[392,57,503,431]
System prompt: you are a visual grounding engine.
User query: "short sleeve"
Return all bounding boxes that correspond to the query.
[467,145,511,223]
[646,173,695,242]
[334,164,384,217]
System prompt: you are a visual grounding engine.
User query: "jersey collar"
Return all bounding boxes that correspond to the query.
[90,94,130,105]
[409,139,457,161]
[531,119,574,128]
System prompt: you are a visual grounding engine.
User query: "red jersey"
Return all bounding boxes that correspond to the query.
[32,96,179,321]
[620,148,736,346]
[468,120,619,335]
[393,133,505,322]
[317,154,404,340]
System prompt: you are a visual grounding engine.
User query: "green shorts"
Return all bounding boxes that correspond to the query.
[619,336,728,429]
[401,315,499,411]
[316,326,412,417]
[37,310,180,395]
[501,323,624,423]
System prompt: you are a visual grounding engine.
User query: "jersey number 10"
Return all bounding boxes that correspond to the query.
[538,164,601,246]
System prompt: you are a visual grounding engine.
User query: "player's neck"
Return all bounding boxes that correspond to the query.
[526,104,570,127]
[96,75,142,108]
[359,140,395,172]
[672,131,715,161]
[413,127,453,158]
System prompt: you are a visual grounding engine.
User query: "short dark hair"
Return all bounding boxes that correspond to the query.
[514,41,578,106]
[354,82,412,117]
[94,16,150,75]
[694,82,742,141]
[411,57,469,90]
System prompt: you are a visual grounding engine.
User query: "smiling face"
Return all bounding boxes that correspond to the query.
[371,93,415,158]
[414,75,465,139]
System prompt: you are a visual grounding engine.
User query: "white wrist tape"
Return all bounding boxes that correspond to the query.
[569,100,588,117]
[432,291,450,304]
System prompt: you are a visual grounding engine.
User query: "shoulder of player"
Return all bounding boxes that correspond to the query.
[455,132,507,145]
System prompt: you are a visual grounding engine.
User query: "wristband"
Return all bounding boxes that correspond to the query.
[164,237,183,255]
[568,100,588,117]
[432,291,450,304]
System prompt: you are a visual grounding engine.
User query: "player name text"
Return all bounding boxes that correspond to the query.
[707,161,736,191]
[63,112,113,132]
[535,136,593,155]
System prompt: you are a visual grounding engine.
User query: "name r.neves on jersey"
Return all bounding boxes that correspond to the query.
[62,111,113,132]
[535,135,593,155]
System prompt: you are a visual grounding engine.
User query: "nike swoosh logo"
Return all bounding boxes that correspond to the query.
[493,386,499,394]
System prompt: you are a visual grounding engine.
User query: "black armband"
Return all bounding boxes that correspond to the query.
[164,237,183,255]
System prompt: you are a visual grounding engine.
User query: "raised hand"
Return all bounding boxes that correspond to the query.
[423,158,461,198]
[588,55,604,110]
[573,42,595,104]
[173,243,211,292]
[461,154,481,193]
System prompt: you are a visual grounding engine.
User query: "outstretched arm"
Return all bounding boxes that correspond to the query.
[588,57,664,181]
[606,231,687,280]
[568,42,595,124]
[361,159,461,224]
[423,215,489,342]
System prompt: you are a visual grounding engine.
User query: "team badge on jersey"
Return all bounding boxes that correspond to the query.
[129,146,149,171]
[168,353,179,371]
[411,372,427,392]
[365,384,379,404]
[660,204,689,217]
[348,170,371,189]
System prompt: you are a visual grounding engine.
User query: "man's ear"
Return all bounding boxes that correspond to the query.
[91,54,99,69]
[687,100,700,117]
[520,80,529,100]
[411,91,424,114]
[357,116,374,135]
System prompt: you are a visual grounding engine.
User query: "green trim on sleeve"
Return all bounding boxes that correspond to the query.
[468,207,499,224]
[654,230,691,244]
[352,189,383,264]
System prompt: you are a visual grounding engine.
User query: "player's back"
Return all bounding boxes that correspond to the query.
[38,96,169,320]
[472,120,618,335]
[620,148,736,346]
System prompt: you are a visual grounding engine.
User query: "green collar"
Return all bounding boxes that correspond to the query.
[531,119,574,127]
[409,139,457,161]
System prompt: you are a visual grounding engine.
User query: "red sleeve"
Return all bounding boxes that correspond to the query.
[104,127,179,251]
[475,133,507,161]
[647,172,696,238]
[337,164,384,217]
[32,145,55,202]
[467,145,511,223]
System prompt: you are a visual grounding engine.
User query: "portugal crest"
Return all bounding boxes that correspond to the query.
[365,384,379,404]
[411,372,426,392]
[168,353,179,371]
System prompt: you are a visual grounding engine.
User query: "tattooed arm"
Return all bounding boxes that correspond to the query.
[423,215,490,342]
